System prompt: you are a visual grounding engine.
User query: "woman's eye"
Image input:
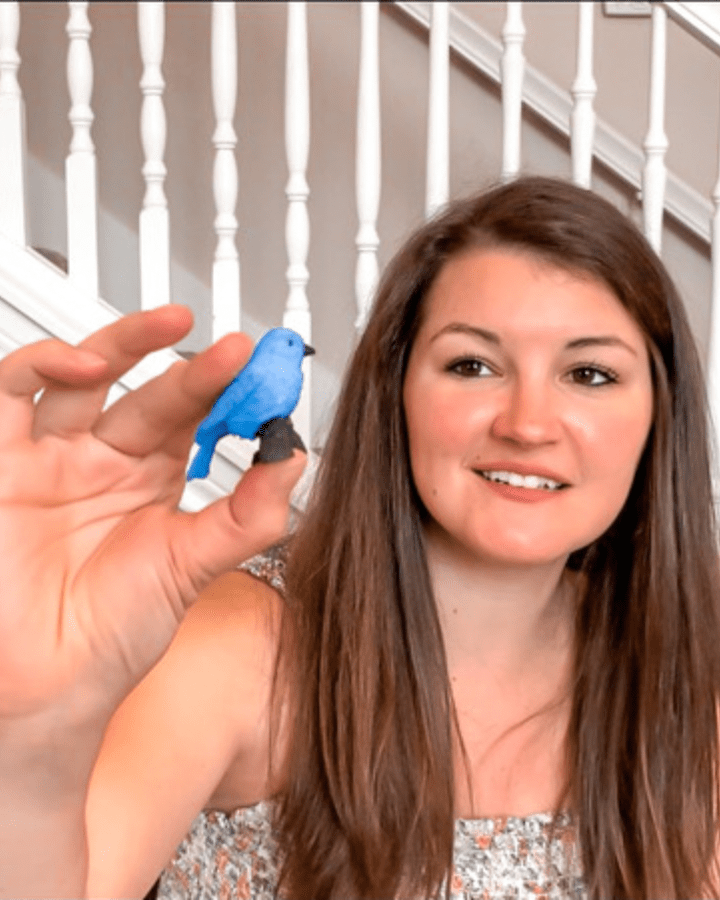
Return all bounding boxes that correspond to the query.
[447,358,493,378]
[570,365,618,387]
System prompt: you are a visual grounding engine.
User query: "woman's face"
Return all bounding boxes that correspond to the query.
[402,247,654,568]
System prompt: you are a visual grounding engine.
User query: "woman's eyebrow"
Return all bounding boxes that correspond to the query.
[429,323,500,344]
[429,323,638,357]
[565,335,638,356]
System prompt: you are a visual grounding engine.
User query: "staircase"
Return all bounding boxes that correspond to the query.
[1,1,720,507]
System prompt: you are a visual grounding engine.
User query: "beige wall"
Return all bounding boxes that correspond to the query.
[15,2,717,442]
[461,2,720,198]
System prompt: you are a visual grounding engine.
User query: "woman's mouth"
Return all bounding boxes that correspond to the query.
[477,469,567,491]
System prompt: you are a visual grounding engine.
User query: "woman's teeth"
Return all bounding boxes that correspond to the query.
[479,470,563,491]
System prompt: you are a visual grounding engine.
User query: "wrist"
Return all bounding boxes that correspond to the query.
[0,791,89,898]
[0,707,106,805]
[0,716,96,899]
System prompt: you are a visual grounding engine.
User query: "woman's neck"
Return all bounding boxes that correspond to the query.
[424,524,576,684]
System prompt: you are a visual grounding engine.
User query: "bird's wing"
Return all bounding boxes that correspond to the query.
[195,364,264,438]
[224,375,280,437]
[226,361,303,435]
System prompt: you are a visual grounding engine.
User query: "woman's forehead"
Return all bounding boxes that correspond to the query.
[417,247,645,347]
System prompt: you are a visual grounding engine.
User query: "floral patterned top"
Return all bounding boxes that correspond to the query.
[157,547,587,900]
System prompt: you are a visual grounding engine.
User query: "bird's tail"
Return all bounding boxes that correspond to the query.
[186,441,217,481]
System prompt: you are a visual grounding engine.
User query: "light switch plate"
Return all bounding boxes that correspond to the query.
[603,1,652,16]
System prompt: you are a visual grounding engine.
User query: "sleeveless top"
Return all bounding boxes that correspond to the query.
[157,547,587,900]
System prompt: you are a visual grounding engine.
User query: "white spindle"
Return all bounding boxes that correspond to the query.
[284,1,312,447]
[211,1,240,340]
[570,2,596,189]
[355,0,381,331]
[66,1,98,296]
[426,1,449,218]
[642,4,668,254]
[501,2,525,182]
[0,1,26,244]
[138,2,170,310]
[708,123,720,498]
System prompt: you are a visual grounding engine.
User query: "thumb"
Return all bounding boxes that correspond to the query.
[173,450,307,598]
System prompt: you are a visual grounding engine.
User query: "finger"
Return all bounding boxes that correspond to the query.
[91,331,254,458]
[168,450,307,600]
[32,306,194,440]
[0,340,108,442]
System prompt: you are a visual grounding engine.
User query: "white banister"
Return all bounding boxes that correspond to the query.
[500,1,525,182]
[138,1,170,310]
[426,0,449,218]
[211,0,240,340]
[66,1,98,297]
[642,3,668,254]
[570,1,596,189]
[0,1,26,245]
[355,0,381,331]
[283,1,312,446]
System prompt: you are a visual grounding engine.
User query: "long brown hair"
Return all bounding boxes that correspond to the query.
[275,176,720,899]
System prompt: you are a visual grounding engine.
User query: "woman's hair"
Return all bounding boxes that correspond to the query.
[275,176,720,900]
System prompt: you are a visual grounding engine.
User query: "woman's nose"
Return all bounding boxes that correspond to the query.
[490,377,562,446]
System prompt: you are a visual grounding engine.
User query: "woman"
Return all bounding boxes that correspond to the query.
[0,177,718,900]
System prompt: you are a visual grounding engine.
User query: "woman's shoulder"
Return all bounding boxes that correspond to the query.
[85,550,288,898]
[175,547,290,793]
[203,546,293,811]
[162,549,286,740]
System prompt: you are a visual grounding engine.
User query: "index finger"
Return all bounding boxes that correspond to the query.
[32,306,195,441]
[0,340,108,443]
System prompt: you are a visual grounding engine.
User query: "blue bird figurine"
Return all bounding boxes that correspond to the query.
[186,327,314,480]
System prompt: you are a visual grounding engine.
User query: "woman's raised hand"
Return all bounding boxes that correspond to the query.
[0,306,305,731]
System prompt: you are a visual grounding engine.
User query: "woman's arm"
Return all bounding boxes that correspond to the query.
[0,308,303,898]
[86,570,285,900]
[0,715,102,898]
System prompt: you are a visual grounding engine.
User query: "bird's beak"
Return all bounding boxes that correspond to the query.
[303,344,316,357]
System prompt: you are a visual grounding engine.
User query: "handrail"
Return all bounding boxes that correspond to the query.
[664,2,720,55]
[394,0,714,245]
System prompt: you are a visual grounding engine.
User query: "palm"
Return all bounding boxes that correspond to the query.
[0,307,303,727]
[0,439,182,714]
